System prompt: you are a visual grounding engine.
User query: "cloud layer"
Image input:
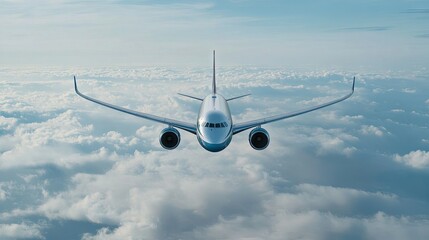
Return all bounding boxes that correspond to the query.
[1,67,429,239]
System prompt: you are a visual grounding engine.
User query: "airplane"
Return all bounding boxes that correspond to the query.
[74,51,355,152]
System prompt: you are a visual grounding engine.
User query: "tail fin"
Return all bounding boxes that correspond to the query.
[212,50,216,95]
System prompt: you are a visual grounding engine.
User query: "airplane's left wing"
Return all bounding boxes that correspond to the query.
[74,76,197,134]
[232,77,355,135]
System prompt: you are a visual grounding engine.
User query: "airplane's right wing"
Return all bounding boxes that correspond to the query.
[74,76,197,134]
[232,77,355,135]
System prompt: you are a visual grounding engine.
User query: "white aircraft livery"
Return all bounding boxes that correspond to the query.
[74,51,355,152]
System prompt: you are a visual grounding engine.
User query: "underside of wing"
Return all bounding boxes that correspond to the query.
[74,76,197,134]
[232,77,355,135]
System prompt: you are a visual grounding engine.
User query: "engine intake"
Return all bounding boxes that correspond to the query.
[159,127,180,150]
[249,127,270,150]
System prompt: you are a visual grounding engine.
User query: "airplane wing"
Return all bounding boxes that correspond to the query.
[74,76,197,134]
[232,77,355,135]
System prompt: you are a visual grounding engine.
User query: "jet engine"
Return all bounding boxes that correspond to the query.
[249,127,270,150]
[159,127,181,150]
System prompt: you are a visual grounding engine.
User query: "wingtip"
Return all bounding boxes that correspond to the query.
[73,76,78,93]
[352,76,355,92]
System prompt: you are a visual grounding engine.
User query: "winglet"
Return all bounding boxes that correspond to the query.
[73,76,78,93]
[212,50,216,95]
[352,76,355,92]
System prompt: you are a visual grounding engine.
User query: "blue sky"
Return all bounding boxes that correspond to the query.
[1,1,429,239]
[0,0,428,70]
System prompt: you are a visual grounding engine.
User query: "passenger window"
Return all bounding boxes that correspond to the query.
[224,122,228,127]
[205,122,209,127]
[215,123,220,128]
[209,123,214,128]
[220,123,225,127]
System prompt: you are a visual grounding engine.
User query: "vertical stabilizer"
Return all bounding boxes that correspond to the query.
[212,50,216,95]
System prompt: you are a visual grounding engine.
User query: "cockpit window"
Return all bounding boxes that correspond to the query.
[204,121,229,128]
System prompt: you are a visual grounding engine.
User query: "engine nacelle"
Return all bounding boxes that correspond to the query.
[159,127,181,150]
[249,127,270,150]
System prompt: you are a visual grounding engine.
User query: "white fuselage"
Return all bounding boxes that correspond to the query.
[197,94,233,152]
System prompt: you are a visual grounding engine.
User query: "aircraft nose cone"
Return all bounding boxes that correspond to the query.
[197,135,231,152]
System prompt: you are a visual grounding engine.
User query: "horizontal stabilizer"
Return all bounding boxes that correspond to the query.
[177,93,203,101]
[226,93,251,101]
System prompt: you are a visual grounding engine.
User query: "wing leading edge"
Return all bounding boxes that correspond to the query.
[232,77,356,135]
[73,76,197,134]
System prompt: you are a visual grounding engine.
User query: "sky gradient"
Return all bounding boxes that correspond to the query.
[1,0,429,70]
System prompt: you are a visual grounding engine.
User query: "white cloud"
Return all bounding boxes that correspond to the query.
[298,96,336,106]
[360,125,384,137]
[0,116,17,131]
[0,184,7,201]
[305,128,358,156]
[402,88,416,93]
[34,149,269,226]
[1,67,429,240]
[0,144,113,169]
[13,110,94,147]
[274,184,397,213]
[0,107,143,169]
[277,84,305,90]
[27,142,404,240]
[76,180,425,240]
[19,169,46,183]
[320,111,364,124]
[0,223,43,240]
[394,150,429,169]
[190,211,429,240]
